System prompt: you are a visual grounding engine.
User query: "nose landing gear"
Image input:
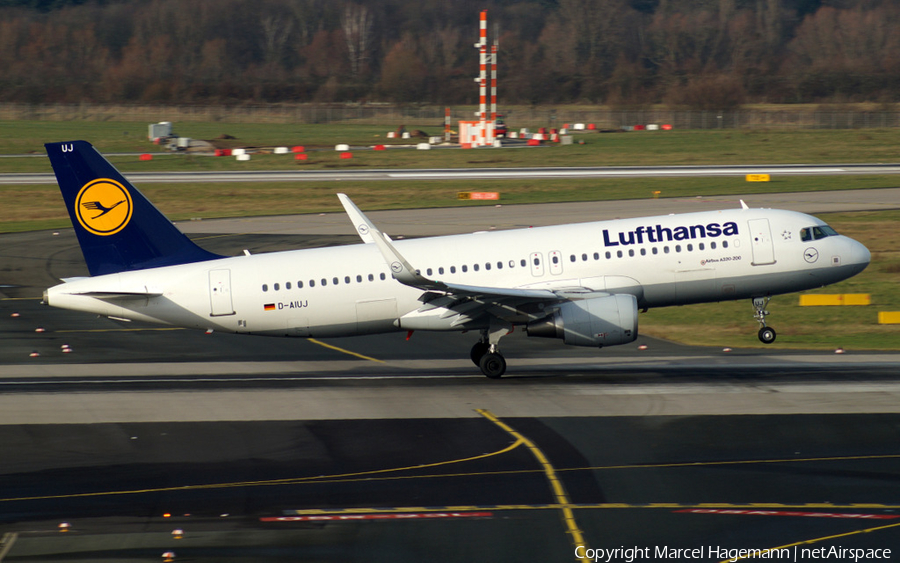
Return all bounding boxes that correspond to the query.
[753,296,777,344]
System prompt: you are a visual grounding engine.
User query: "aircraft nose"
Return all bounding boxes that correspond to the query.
[849,238,871,271]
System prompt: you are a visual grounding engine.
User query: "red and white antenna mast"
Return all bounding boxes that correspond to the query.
[490,41,498,144]
[476,10,488,146]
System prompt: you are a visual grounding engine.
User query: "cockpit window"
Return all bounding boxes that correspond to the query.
[801,225,838,241]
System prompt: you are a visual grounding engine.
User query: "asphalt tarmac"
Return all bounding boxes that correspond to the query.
[2,204,900,562]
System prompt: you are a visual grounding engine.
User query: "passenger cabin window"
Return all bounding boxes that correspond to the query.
[262,284,268,292]
[274,283,280,291]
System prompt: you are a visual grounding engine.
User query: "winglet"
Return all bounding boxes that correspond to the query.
[337,193,428,287]
[740,199,749,210]
[338,193,377,244]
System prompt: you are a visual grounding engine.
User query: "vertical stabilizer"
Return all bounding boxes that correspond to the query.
[45,141,222,276]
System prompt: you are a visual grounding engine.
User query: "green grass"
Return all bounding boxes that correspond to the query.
[4,175,899,234]
[2,122,900,173]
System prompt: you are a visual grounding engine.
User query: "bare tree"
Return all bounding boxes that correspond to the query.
[341,2,373,78]
[260,14,294,67]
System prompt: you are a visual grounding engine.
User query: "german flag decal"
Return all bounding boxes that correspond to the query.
[264,303,276,311]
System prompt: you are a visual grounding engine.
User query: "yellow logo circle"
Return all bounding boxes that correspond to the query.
[75,179,133,236]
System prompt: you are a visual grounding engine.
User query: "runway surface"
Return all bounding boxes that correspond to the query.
[2,197,900,561]
[4,162,900,184]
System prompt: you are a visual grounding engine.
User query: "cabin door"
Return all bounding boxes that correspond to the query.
[209,269,235,316]
[748,219,776,265]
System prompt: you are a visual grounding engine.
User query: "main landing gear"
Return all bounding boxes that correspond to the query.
[471,319,513,379]
[753,296,777,344]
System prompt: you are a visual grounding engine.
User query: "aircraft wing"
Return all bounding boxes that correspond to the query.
[337,194,608,325]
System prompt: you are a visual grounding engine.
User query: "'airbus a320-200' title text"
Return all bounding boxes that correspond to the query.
[602,221,740,247]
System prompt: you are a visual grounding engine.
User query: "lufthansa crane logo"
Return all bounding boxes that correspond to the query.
[75,178,133,236]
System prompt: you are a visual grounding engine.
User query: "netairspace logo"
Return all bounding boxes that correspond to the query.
[574,545,892,562]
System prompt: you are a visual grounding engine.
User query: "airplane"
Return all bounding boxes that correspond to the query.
[43,141,871,378]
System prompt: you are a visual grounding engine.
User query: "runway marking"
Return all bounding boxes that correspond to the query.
[0,437,524,503]
[722,521,900,563]
[308,338,384,363]
[284,502,900,515]
[54,327,185,333]
[274,452,900,486]
[677,508,900,519]
[262,512,493,522]
[563,452,900,472]
[4,450,896,504]
[476,408,591,563]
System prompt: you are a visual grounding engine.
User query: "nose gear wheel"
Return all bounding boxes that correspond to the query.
[752,296,776,344]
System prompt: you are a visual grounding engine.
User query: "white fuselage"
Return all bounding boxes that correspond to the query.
[46,207,870,338]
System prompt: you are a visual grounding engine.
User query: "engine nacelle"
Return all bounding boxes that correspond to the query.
[526,294,638,347]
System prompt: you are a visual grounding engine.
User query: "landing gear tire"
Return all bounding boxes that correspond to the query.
[479,353,506,379]
[471,341,490,366]
[752,296,776,344]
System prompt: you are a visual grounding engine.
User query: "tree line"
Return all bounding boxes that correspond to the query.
[0,0,897,108]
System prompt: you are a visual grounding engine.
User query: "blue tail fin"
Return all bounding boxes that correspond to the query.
[45,140,222,276]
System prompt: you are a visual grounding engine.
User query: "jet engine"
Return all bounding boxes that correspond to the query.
[526,294,638,347]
